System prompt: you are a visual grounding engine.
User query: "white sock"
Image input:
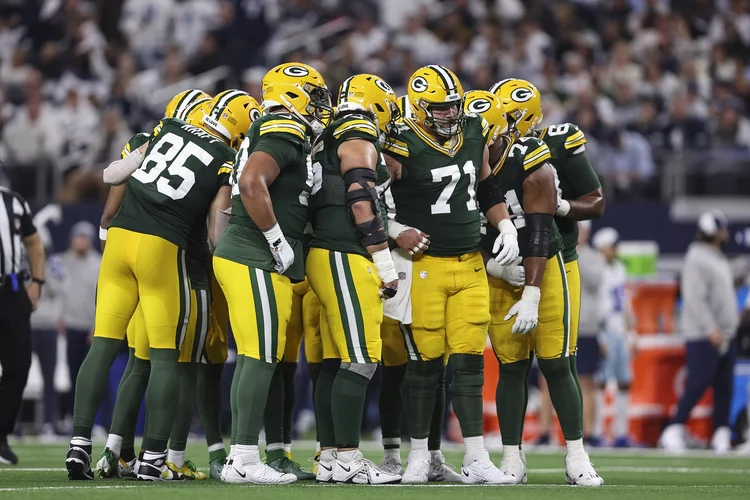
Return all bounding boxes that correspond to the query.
[566,438,585,458]
[229,444,236,457]
[143,450,165,461]
[464,436,484,456]
[502,445,520,461]
[167,449,185,468]
[337,449,359,463]
[593,389,605,437]
[320,449,336,463]
[283,443,292,454]
[266,442,284,452]
[70,436,92,448]
[234,444,260,463]
[316,441,321,453]
[614,390,629,438]
[384,448,401,461]
[208,442,225,454]
[104,434,123,456]
[409,438,429,460]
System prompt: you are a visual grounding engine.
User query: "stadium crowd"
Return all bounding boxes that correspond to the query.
[2,0,750,201]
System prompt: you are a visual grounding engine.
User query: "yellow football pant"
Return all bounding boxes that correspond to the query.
[95,228,190,350]
[381,316,408,367]
[284,279,323,363]
[565,259,581,356]
[307,248,383,364]
[204,275,229,364]
[489,252,571,362]
[213,256,292,363]
[407,252,490,361]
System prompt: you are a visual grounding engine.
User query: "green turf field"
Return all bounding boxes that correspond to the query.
[1,441,749,499]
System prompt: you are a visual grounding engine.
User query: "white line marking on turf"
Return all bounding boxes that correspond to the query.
[0,486,139,492]
[0,468,66,472]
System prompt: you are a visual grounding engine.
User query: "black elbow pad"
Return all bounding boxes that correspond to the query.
[344,168,387,246]
[477,175,503,214]
[525,213,553,257]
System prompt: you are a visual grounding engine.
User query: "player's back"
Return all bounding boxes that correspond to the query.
[384,114,486,256]
[309,112,390,258]
[483,135,563,259]
[111,118,234,249]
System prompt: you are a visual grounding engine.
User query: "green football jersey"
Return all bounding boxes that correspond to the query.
[482,136,563,259]
[111,119,234,257]
[309,113,390,259]
[120,132,211,289]
[383,114,489,256]
[538,123,601,263]
[213,113,311,282]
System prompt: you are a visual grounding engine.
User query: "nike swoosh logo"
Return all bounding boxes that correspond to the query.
[340,464,351,472]
[463,469,470,477]
[234,466,246,478]
[474,267,482,272]
[319,463,332,472]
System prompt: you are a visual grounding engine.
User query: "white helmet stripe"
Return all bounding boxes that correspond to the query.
[428,65,457,96]
[176,89,203,120]
[212,90,245,118]
[489,79,513,94]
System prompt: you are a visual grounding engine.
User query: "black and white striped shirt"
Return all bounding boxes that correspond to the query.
[0,187,36,276]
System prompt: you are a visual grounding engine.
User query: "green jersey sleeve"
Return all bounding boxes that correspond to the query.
[121,133,150,159]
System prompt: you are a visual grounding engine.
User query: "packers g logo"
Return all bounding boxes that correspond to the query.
[411,76,428,93]
[375,78,393,94]
[467,98,491,114]
[282,65,309,77]
[250,108,261,122]
[510,88,533,102]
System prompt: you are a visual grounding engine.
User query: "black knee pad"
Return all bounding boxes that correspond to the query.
[449,354,484,397]
[321,358,341,376]
[406,358,443,390]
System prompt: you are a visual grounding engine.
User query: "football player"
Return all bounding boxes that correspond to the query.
[213,62,331,485]
[261,224,318,481]
[306,73,402,484]
[382,65,518,484]
[474,86,603,486]
[377,94,462,482]
[67,85,248,481]
[95,89,212,480]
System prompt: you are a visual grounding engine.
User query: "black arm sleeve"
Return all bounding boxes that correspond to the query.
[477,175,504,214]
[525,213,553,258]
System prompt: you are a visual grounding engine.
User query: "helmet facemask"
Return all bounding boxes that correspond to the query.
[420,99,465,138]
[280,83,333,136]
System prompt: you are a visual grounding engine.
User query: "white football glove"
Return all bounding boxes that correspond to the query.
[493,219,519,265]
[372,248,398,299]
[263,223,295,274]
[486,257,525,287]
[504,285,540,334]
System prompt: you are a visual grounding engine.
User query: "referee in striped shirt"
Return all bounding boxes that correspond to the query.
[0,186,45,465]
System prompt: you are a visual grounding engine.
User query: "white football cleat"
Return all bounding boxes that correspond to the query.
[460,449,505,484]
[565,452,603,486]
[711,426,732,454]
[658,424,687,453]
[316,455,335,483]
[220,453,296,484]
[496,449,526,485]
[428,451,462,482]
[380,454,404,476]
[333,451,401,484]
[401,450,430,483]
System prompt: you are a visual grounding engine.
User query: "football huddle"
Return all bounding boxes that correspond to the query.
[64,62,604,487]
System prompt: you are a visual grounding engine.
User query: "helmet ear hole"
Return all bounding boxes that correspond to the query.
[374,103,384,112]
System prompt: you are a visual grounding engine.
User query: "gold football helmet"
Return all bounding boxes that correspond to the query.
[463,90,508,145]
[337,74,399,141]
[489,78,543,137]
[164,89,211,120]
[261,62,332,135]
[407,65,464,137]
[199,90,256,150]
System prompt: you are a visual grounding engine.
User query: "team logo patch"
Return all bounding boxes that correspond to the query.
[282,65,309,77]
[398,272,406,280]
[250,109,261,121]
[510,88,533,102]
[420,271,428,279]
[375,78,393,93]
[411,76,428,93]
[467,98,491,114]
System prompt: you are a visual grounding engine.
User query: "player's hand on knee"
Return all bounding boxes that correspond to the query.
[504,285,540,334]
[263,223,295,274]
[486,257,525,287]
[493,219,519,265]
[396,228,430,255]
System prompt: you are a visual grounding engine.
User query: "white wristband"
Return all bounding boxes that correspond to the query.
[263,223,284,246]
[372,248,398,283]
[99,227,108,241]
[387,220,410,241]
[498,218,517,236]
[556,199,571,217]
[521,285,541,304]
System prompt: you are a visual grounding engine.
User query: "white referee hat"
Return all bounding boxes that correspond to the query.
[592,227,619,250]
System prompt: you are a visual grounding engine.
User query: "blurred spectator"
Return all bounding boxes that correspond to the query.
[659,210,738,453]
[89,107,134,170]
[599,129,655,200]
[57,88,101,175]
[393,15,446,67]
[59,221,101,417]
[346,14,387,66]
[120,0,176,68]
[30,247,66,441]
[172,0,222,60]
[713,99,750,148]
[659,92,712,151]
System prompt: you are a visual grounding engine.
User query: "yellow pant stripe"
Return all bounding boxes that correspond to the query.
[556,253,571,357]
[330,251,369,364]
[401,323,419,361]
[250,267,278,364]
[176,248,190,351]
[190,289,210,363]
